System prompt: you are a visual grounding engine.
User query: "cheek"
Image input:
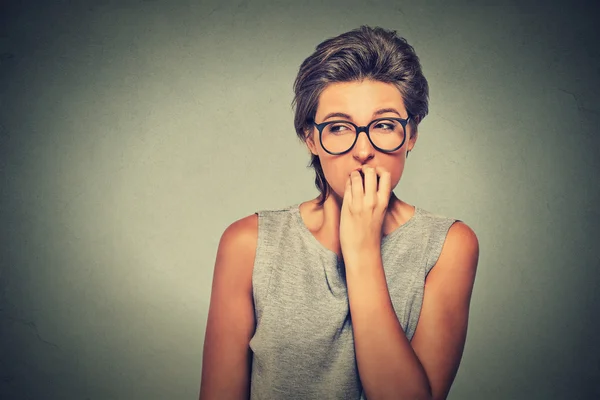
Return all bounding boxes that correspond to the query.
[320,159,347,194]
[317,154,407,195]
[386,159,406,189]
[316,157,354,198]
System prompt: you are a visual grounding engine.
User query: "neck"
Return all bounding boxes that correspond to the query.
[298,191,410,260]
[314,191,402,235]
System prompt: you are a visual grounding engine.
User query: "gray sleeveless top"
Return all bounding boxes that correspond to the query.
[249,203,458,400]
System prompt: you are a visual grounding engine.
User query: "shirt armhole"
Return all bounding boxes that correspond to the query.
[425,218,461,276]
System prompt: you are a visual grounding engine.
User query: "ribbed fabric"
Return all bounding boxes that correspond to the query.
[249,203,459,400]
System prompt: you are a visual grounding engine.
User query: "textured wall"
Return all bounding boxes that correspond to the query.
[1,0,599,399]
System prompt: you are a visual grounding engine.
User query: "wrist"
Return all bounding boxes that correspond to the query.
[342,246,382,268]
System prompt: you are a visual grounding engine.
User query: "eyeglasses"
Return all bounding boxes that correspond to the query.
[313,114,411,155]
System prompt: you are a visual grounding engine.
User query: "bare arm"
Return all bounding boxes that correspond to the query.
[410,221,479,400]
[345,221,479,400]
[199,214,258,400]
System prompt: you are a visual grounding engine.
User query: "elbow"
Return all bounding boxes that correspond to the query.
[397,376,434,400]
[419,391,433,400]
[394,391,432,400]
[413,378,433,400]
[413,384,434,400]
[390,387,433,400]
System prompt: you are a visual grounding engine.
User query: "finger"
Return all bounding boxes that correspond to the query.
[342,174,352,211]
[363,167,377,207]
[375,166,392,208]
[350,170,364,209]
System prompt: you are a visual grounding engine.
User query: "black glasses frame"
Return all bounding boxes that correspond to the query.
[312,114,412,155]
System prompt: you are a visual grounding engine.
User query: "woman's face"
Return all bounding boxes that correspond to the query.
[306,79,417,202]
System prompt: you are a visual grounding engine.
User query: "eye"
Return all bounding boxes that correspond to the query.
[327,123,353,134]
[374,122,394,130]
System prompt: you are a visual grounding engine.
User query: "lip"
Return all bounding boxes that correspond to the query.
[350,166,381,183]
[351,166,370,178]
[352,165,376,172]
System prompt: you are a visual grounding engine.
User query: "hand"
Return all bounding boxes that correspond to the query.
[339,166,392,260]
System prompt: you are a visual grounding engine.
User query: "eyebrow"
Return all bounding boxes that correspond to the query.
[322,108,403,122]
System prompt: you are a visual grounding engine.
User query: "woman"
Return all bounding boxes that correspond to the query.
[200,26,479,400]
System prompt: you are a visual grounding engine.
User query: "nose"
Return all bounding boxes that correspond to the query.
[352,129,375,162]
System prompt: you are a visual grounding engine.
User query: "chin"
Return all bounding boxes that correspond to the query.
[331,189,345,202]
[324,186,344,203]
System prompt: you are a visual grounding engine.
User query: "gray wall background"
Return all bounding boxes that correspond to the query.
[1,0,599,399]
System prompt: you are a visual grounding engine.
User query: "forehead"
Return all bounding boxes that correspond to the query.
[316,80,406,119]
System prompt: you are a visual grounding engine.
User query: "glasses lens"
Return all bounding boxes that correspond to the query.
[321,122,357,153]
[320,119,406,153]
[368,119,405,151]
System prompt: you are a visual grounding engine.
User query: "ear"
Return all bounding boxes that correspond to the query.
[407,128,418,152]
[305,128,319,156]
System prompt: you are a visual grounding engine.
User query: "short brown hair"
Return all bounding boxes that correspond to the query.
[292,26,429,205]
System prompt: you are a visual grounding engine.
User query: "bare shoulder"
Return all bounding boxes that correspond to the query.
[215,214,258,290]
[220,213,259,252]
[447,221,479,257]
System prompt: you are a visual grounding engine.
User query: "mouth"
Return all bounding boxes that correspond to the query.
[350,167,364,179]
[351,167,378,183]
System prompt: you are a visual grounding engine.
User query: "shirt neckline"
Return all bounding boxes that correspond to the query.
[290,203,421,263]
